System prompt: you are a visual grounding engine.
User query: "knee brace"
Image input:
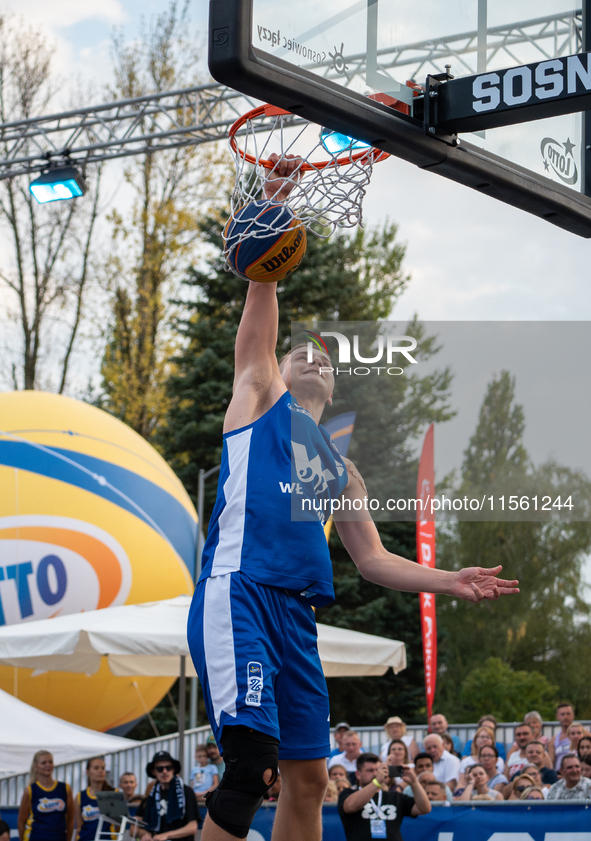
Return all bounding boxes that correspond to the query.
[205,725,279,839]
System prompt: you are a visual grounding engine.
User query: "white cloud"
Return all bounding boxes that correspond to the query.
[13,0,126,28]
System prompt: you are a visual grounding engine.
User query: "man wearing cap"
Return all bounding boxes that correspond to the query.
[329,723,352,759]
[380,718,419,762]
[206,736,226,778]
[136,752,198,841]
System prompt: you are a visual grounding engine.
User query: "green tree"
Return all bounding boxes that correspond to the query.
[160,207,456,723]
[459,657,558,721]
[437,371,591,719]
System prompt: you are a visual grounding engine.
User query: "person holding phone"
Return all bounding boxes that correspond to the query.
[338,753,430,840]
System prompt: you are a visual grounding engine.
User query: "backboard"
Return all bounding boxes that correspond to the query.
[210,0,591,236]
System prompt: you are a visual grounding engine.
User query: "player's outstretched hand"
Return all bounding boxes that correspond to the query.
[263,152,302,202]
[450,565,519,603]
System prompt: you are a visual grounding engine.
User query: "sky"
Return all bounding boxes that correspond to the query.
[12,0,591,323]
[5,0,591,580]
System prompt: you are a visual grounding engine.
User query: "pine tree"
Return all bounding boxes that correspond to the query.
[436,371,591,719]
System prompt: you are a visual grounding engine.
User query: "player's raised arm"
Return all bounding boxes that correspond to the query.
[334,459,519,603]
[224,154,302,433]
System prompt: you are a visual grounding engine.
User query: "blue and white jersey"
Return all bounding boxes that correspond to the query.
[199,392,348,606]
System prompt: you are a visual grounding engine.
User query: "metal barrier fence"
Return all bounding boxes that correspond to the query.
[353,720,591,756]
[2,719,589,806]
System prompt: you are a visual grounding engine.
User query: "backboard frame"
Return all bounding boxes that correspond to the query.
[210,0,591,237]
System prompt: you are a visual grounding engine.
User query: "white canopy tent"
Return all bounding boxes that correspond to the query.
[0,596,406,771]
[0,689,136,778]
[0,595,406,678]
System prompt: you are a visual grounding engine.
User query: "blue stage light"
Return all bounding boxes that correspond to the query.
[320,128,372,155]
[29,165,88,204]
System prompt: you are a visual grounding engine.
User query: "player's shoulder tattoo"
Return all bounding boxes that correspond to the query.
[342,457,368,496]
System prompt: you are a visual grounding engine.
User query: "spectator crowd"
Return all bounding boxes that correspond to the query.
[328,703,591,812]
[12,701,591,841]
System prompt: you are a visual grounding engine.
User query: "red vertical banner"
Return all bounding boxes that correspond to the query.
[416,423,437,722]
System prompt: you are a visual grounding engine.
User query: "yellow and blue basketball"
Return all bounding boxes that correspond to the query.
[0,391,196,731]
[224,200,307,282]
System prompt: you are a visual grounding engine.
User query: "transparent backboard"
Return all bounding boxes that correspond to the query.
[252,0,584,193]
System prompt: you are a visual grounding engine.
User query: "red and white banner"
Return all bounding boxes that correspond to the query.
[416,423,437,721]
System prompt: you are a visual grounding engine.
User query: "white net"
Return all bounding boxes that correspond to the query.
[224,106,387,268]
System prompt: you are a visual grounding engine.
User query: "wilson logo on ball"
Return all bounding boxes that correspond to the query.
[224,200,307,282]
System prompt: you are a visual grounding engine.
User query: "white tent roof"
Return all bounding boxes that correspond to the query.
[0,595,406,678]
[0,688,136,778]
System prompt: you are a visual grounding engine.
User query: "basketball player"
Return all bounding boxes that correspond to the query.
[187,155,519,841]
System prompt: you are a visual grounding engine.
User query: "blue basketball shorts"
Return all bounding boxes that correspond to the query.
[187,571,331,760]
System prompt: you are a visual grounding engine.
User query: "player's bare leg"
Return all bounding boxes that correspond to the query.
[201,815,233,840]
[201,767,276,841]
[271,759,328,841]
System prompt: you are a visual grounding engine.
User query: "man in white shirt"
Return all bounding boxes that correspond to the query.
[506,723,533,779]
[423,734,460,792]
[328,731,364,775]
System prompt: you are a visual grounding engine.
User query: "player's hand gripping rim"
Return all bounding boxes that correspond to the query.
[262,152,303,202]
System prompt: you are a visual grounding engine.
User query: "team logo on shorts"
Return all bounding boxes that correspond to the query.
[246,661,263,706]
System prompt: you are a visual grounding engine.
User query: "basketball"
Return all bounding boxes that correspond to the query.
[224,200,307,282]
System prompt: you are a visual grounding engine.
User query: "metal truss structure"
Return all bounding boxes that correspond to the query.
[0,9,583,181]
[319,10,583,86]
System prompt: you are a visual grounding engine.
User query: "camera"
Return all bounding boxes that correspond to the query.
[388,765,405,778]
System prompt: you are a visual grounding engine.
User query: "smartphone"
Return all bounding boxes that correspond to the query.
[388,765,405,778]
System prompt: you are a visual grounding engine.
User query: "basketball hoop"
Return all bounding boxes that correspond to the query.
[225,103,388,263]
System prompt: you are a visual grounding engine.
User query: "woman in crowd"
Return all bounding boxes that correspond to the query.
[505,773,537,800]
[521,764,550,797]
[455,765,503,801]
[477,746,508,793]
[457,727,504,789]
[135,751,197,841]
[328,765,351,792]
[579,754,591,778]
[567,722,588,754]
[18,751,74,841]
[520,786,545,801]
[385,740,413,791]
[323,781,338,803]
[75,757,115,841]
[524,712,549,749]
[462,716,506,760]
[386,740,410,766]
[379,717,419,761]
[577,735,591,758]
[385,740,413,790]
[441,734,459,757]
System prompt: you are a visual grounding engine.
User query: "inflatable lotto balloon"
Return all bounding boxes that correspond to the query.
[0,391,196,731]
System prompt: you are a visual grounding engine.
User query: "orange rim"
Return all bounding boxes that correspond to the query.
[228,104,389,172]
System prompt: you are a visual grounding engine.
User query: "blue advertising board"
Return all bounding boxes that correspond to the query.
[4,802,590,841]
[247,802,591,841]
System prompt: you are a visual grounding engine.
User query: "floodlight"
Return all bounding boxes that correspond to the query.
[320,129,372,156]
[29,165,87,204]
